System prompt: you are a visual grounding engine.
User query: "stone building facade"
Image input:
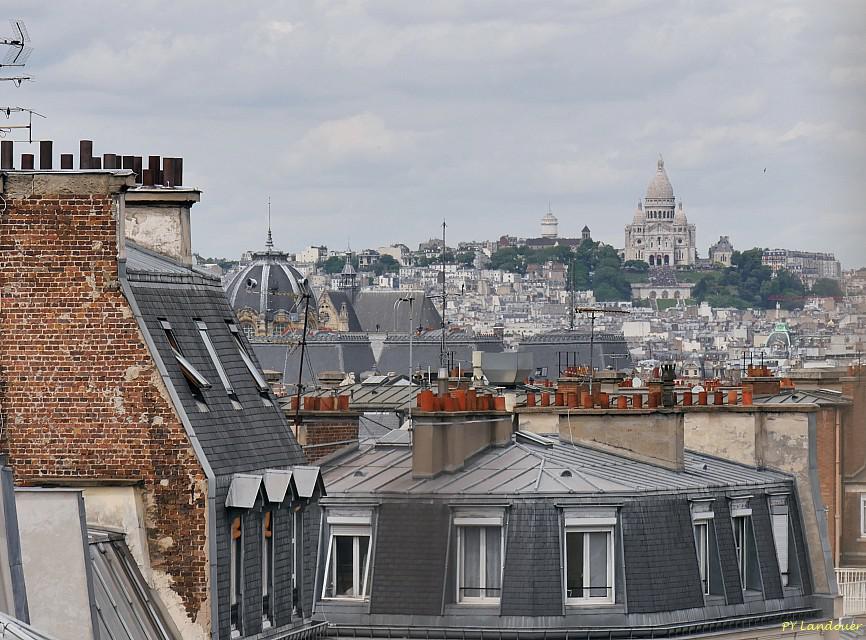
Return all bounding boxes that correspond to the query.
[624,156,696,267]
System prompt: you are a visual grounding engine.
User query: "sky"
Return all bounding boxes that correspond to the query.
[4,1,865,267]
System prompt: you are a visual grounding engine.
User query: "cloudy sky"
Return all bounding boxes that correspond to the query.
[5,1,865,266]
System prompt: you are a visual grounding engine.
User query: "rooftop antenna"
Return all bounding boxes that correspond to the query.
[1,20,41,141]
[440,219,448,369]
[574,306,631,395]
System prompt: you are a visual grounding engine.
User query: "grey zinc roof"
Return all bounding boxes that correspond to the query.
[88,529,179,640]
[251,335,376,386]
[517,331,632,375]
[320,291,363,332]
[352,291,442,333]
[753,388,851,406]
[322,436,792,497]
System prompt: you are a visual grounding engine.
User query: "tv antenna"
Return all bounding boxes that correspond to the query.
[1,20,41,142]
[574,306,631,394]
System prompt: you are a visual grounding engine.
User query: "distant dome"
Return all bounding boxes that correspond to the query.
[646,155,674,201]
[225,245,317,334]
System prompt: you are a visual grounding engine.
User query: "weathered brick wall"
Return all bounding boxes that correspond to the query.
[814,407,838,560]
[0,184,209,633]
[300,421,358,462]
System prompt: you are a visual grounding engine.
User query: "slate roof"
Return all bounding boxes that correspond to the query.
[753,388,852,406]
[322,434,792,497]
[377,331,504,375]
[320,291,362,331]
[351,291,441,333]
[517,331,631,375]
[124,243,306,477]
[251,334,376,386]
[88,529,178,640]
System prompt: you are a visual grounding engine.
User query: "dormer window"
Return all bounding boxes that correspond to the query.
[730,497,762,592]
[690,500,724,597]
[563,509,615,605]
[227,320,274,406]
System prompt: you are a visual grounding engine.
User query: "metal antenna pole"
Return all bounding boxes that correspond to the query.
[408,296,414,427]
[569,257,575,331]
[588,310,596,395]
[440,220,448,369]
[293,291,312,434]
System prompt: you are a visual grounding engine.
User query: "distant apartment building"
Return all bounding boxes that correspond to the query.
[296,245,328,264]
[762,249,842,285]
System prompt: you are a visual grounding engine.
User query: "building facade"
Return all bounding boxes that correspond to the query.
[624,156,696,267]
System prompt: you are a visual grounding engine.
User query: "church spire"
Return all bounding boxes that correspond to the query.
[265,197,274,252]
[657,153,664,171]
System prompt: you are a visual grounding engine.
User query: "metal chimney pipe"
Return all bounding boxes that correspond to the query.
[174,157,183,186]
[60,154,73,169]
[1,141,12,169]
[79,140,93,169]
[142,168,153,186]
[122,155,134,171]
[21,154,34,170]
[91,157,102,169]
[133,156,143,183]
[148,156,160,185]
[39,141,53,170]
[103,153,117,170]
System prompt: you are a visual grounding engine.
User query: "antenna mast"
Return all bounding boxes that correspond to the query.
[0,20,42,142]
[439,219,448,369]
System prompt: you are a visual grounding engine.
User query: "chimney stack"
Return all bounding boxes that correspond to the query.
[1,141,12,169]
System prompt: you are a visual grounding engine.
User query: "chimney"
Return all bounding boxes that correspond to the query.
[123,156,199,266]
[411,394,512,478]
[558,409,685,471]
[661,363,676,407]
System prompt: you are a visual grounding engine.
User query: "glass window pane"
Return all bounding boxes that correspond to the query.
[485,527,501,598]
[565,531,584,599]
[588,532,608,597]
[334,536,354,596]
[461,527,482,599]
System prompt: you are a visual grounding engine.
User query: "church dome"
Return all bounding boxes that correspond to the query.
[646,155,674,201]
[225,235,317,334]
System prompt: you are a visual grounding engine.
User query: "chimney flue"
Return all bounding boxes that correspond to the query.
[133,156,143,183]
[39,141,53,170]
[103,153,117,170]
[148,156,160,185]
[60,154,73,169]
[1,140,12,169]
[80,140,93,169]
[162,157,175,187]
[21,154,34,170]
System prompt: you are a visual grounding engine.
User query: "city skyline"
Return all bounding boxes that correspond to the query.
[5,1,864,268]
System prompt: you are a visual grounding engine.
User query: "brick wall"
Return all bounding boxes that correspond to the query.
[814,407,838,561]
[300,420,358,463]
[0,185,209,632]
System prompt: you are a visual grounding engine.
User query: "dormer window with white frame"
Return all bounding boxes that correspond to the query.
[769,494,800,588]
[563,508,616,605]
[690,499,724,597]
[453,509,505,604]
[730,496,762,593]
[322,511,372,600]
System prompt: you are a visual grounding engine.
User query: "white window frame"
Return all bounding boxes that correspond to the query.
[691,500,714,597]
[860,494,866,538]
[322,512,373,601]
[769,495,791,587]
[563,511,616,606]
[694,520,710,596]
[454,511,505,604]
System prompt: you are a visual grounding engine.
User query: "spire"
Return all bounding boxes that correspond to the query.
[265,197,274,252]
[657,153,664,171]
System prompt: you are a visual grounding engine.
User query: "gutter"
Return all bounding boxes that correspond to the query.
[116,193,220,639]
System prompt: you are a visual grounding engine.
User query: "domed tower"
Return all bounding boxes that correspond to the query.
[224,229,317,337]
[540,206,558,239]
[338,254,358,299]
[624,155,696,267]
